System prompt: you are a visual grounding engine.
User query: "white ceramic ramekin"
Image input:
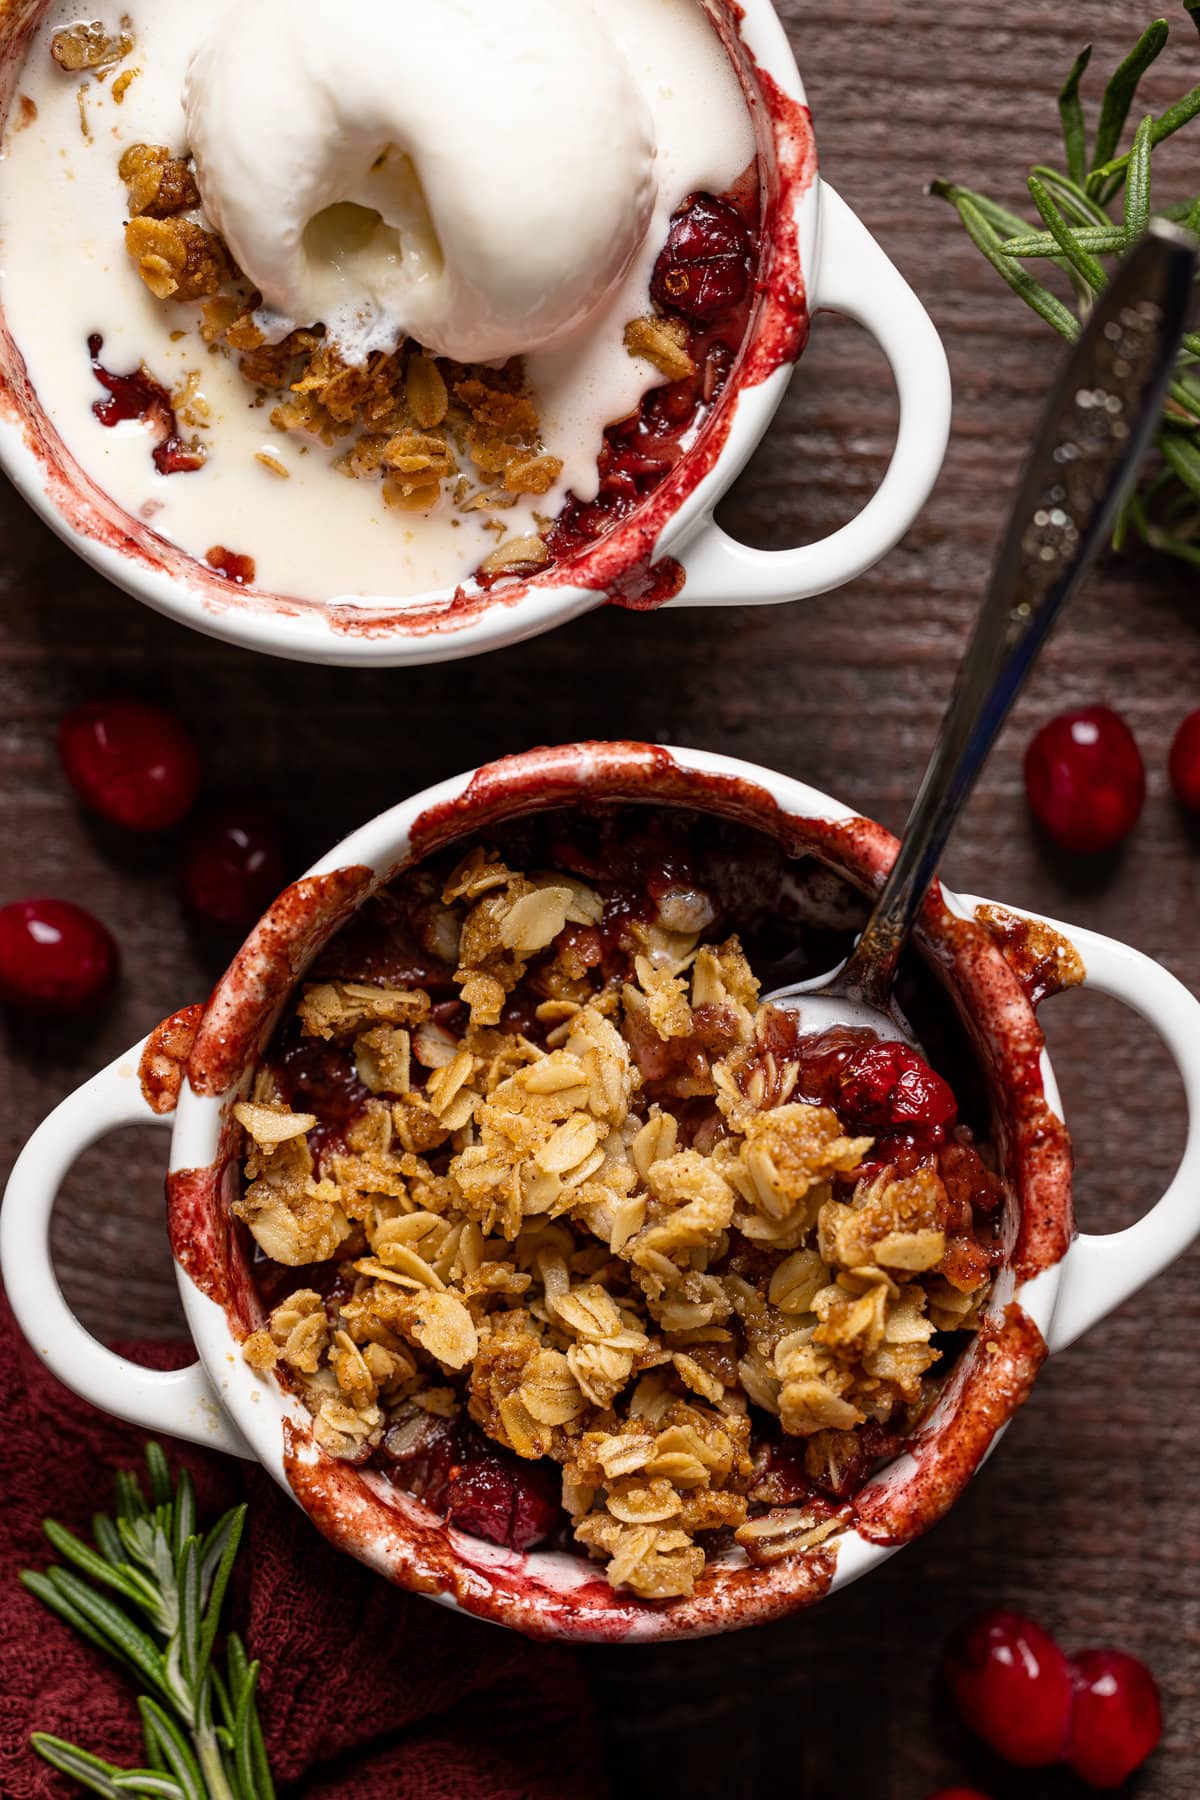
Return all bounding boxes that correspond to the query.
[5,743,1199,1642]
[0,0,951,666]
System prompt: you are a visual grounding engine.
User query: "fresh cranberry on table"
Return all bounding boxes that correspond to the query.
[943,1609,1074,1767]
[838,1041,957,1134]
[1066,1648,1162,1789]
[180,804,286,934]
[1023,706,1145,853]
[59,698,201,832]
[1168,707,1200,814]
[444,1446,561,1552]
[0,898,118,1014]
[650,191,754,325]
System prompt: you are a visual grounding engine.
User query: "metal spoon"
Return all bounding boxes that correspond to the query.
[767,219,1198,1041]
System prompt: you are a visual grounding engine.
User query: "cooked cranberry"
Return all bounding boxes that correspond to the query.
[0,898,118,1014]
[180,804,286,933]
[59,699,200,832]
[1169,708,1200,814]
[839,1042,957,1134]
[445,1449,560,1551]
[88,333,204,475]
[1024,706,1145,853]
[944,1610,1074,1767]
[1066,1649,1162,1789]
[651,192,754,325]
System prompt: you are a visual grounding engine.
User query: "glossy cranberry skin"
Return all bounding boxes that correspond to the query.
[1024,706,1145,853]
[180,805,286,934]
[59,699,201,832]
[0,898,118,1014]
[839,1042,958,1133]
[944,1610,1074,1767]
[445,1450,560,1551]
[650,192,753,325]
[1066,1649,1162,1789]
[1169,708,1200,814]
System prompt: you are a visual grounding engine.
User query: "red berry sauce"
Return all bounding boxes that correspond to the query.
[58,698,200,832]
[1024,705,1145,854]
[377,1410,559,1552]
[88,334,204,476]
[180,804,286,934]
[0,898,118,1015]
[477,180,758,591]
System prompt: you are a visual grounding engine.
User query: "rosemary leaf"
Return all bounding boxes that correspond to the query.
[1162,431,1200,499]
[198,1508,246,1681]
[48,1568,173,1702]
[1091,83,1200,201]
[1059,44,1093,183]
[20,1570,144,1680]
[928,178,1032,241]
[1030,165,1113,228]
[954,196,1081,341]
[139,1699,209,1800]
[42,1521,149,1608]
[111,1778,187,1798]
[999,226,1129,256]
[146,1444,173,1511]
[1122,114,1155,237]
[1028,175,1108,289]
[1090,17,1170,176]
[174,1471,198,1563]
[32,1735,128,1799]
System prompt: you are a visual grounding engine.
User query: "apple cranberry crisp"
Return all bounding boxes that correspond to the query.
[238,813,1002,1600]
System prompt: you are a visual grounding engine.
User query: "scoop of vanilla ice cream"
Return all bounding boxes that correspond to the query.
[184,0,658,364]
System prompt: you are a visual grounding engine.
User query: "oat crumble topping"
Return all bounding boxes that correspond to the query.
[235,816,1002,1601]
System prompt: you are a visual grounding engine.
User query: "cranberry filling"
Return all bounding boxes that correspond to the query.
[376,1412,559,1552]
[87,333,204,475]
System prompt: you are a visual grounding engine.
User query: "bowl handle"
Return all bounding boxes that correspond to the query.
[1,1037,250,1457]
[670,178,952,607]
[1042,922,1200,1354]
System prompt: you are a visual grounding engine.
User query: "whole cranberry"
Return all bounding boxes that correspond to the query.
[1169,708,1200,814]
[59,699,200,832]
[650,192,754,325]
[180,804,286,934]
[839,1041,957,1133]
[445,1450,560,1552]
[944,1609,1074,1767]
[1024,706,1145,853]
[0,898,118,1014]
[1066,1649,1162,1789]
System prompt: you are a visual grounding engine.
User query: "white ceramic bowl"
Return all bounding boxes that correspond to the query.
[0,0,951,666]
[6,743,1200,1641]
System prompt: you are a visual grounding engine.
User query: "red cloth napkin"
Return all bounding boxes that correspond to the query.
[0,1294,606,1799]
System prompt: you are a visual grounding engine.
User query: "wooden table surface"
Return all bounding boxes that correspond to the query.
[3,2,1199,1793]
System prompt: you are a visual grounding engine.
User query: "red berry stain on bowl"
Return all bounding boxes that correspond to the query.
[181,804,286,933]
[87,333,204,475]
[1169,707,1200,814]
[0,897,118,1014]
[1024,706,1145,853]
[206,545,257,586]
[945,1610,1162,1789]
[59,697,200,831]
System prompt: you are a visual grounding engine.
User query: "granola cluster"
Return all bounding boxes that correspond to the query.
[237,829,997,1601]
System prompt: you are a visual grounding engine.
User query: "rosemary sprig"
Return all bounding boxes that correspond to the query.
[21,1444,275,1800]
[933,3,1200,569]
